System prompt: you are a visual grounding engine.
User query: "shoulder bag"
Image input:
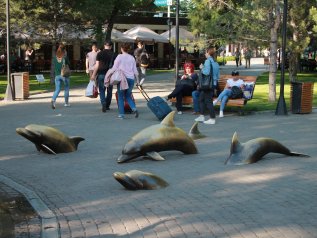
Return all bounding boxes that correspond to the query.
[198,60,213,91]
[61,57,71,77]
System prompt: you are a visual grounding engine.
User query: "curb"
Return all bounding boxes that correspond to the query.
[0,175,59,238]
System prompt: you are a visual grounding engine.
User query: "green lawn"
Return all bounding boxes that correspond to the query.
[242,72,317,112]
[1,70,316,112]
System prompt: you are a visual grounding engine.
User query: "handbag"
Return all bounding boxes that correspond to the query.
[85,80,98,98]
[61,58,71,77]
[110,69,125,85]
[199,60,213,91]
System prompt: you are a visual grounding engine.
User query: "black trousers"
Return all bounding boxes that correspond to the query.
[168,84,194,111]
[199,90,215,119]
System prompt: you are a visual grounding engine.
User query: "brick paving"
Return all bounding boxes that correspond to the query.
[0,58,317,237]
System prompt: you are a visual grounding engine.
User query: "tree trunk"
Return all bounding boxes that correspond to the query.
[105,8,118,41]
[288,51,298,82]
[268,0,281,102]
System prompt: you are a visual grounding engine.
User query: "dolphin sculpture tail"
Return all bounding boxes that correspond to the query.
[71,137,85,149]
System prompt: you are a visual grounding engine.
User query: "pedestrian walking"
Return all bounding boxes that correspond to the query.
[51,43,71,109]
[85,42,98,78]
[91,40,117,112]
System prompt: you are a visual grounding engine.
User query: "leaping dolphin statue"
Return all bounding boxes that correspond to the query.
[113,170,169,190]
[117,111,199,163]
[225,132,310,165]
[16,124,85,154]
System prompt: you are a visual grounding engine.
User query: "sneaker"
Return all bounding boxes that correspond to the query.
[203,118,216,125]
[219,111,224,118]
[117,115,124,119]
[213,100,218,106]
[177,111,183,115]
[64,103,70,107]
[51,101,56,110]
[134,110,139,118]
[192,111,200,115]
[195,115,205,122]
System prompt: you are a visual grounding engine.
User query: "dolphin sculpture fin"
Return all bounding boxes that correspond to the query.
[288,151,310,157]
[160,111,175,127]
[146,152,165,161]
[188,122,206,140]
[70,137,85,149]
[40,144,57,155]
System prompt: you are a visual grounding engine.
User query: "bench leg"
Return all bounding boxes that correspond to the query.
[238,107,245,116]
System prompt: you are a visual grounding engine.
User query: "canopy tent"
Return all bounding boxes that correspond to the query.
[160,26,195,41]
[123,25,169,43]
[110,29,135,43]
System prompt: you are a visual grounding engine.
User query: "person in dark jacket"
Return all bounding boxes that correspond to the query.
[167,63,198,114]
[91,40,117,112]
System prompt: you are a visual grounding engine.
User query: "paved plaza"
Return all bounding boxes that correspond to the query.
[0,59,317,238]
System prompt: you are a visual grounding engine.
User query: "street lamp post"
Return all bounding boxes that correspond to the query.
[4,0,12,101]
[175,0,180,80]
[167,19,172,69]
[275,0,288,115]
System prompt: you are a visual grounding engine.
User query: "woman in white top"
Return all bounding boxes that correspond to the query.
[111,42,139,119]
[213,71,244,117]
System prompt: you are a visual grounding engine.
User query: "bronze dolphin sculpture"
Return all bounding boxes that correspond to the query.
[225,132,309,165]
[117,111,199,163]
[113,170,169,190]
[16,124,85,154]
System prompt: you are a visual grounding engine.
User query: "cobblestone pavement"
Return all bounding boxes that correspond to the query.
[0,58,317,237]
[0,182,41,237]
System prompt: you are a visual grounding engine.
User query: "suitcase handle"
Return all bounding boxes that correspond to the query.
[136,85,151,102]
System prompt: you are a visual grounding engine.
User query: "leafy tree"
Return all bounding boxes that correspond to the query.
[187,0,317,101]
[74,0,155,46]
[287,0,317,82]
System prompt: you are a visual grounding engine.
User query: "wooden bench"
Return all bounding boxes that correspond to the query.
[170,75,257,114]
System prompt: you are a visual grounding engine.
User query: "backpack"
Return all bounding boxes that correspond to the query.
[230,86,243,99]
[140,52,150,68]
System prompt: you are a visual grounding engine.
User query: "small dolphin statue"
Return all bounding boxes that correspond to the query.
[16,124,85,154]
[225,132,310,165]
[113,170,169,190]
[117,111,199,163]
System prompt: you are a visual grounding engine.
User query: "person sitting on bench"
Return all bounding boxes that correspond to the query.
[213,71,245,118]
[167,63,198,114]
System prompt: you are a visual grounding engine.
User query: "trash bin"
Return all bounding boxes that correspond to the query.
[10,72,29,100]
[290,82,314,114]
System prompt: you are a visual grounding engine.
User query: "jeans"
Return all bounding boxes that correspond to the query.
[137,66,146,83]
[215,89,232,111]
[168,84,194,111]
[192,90,200,113]
[117,78,136,116]
[97,74,113,108]
[199,90,215,119]
[52,75,70,103]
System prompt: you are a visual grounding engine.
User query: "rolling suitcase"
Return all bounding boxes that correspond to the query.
[115,91,135,113]
[137,85,172,120]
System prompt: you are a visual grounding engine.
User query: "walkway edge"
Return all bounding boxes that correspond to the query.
[0,174,59,238]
